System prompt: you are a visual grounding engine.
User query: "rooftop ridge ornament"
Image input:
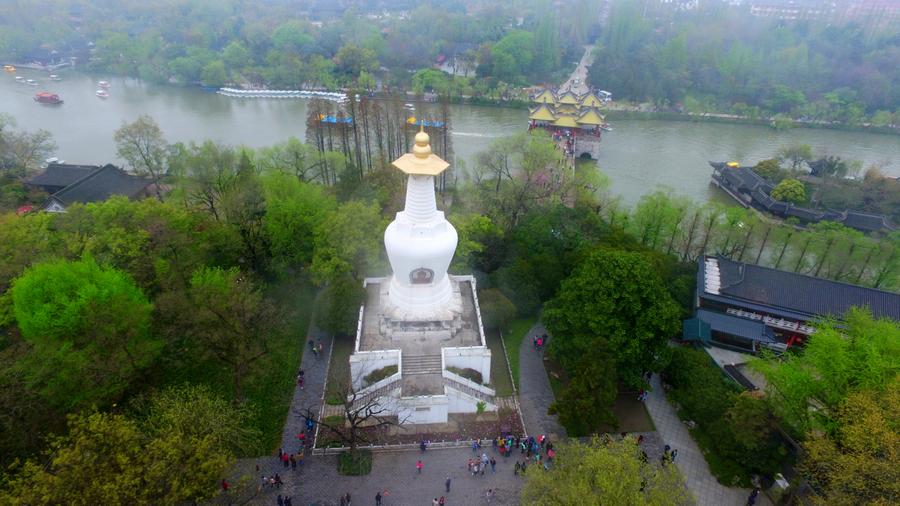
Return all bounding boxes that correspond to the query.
[391,124,450,176]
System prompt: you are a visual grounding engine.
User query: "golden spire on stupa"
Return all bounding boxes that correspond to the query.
[391,124,449,176]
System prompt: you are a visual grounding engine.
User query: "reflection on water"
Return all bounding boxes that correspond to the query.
[2,70,897,206]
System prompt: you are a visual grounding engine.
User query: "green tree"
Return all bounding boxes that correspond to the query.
[490,30,535,83]
[544,249,681,429]
[334,44,378,80]
[801,382,900,506]
[777,144,813,172]
[752,309,900,437]
[162,267,279,401]
[222,40,251,70]
[521,436,693,505]
[200,60,227,87]
[1,387,249,505]
[771,178,806,204]
[11,257,159,410]
[262,172,336,269]
[310,200,385,284]
[754,158,786,182]
[313,274,367,336]
[478,288,516,330]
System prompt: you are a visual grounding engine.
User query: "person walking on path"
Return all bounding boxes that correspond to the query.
[416,460,424,474]
[490,457,496,473]
[439,497,445,506]
[747,487,760,506]
[375,491,382,506]
[445,476,451,493]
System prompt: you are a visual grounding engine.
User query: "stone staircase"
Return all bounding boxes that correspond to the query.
[351,375,401,410]
[402,354,442,376]
[442,375,494,403]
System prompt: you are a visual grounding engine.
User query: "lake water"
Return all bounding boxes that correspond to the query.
[3,70,898,206]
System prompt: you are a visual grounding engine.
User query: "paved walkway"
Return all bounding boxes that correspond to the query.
[559,45,593,95]
[281,326,333,455]
[260,446,525,505]
[517,323,566,440]
[645,374,768,506]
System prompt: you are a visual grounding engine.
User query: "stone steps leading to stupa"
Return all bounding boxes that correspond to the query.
[402,354,442,375]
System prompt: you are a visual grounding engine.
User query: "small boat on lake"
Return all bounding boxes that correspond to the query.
[49,74,62,81]
[97,80,110,88]
[96,89,109,98]
[26,79,39,86]
[34,92,63,104]
[3,65,15,73]
[14,76,25,82]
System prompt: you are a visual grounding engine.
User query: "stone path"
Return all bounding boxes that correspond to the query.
[281,326,332,455]
[645,374,769,506]
[559,45,593,95]
[260,446,526,505]
[516,323,566,440]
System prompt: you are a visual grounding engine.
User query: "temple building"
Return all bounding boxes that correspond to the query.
[683,255,900,353]
[348,128,496,425]
[528,88,608,160]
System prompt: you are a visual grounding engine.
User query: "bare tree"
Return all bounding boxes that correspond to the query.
[310,369,407,455]
[114,115,168,200]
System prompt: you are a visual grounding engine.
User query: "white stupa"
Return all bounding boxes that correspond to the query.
[347,128,497,425]
[383,128,462,321]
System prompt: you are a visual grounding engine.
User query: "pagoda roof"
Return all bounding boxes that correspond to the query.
[576,108,605,125]
[529,104,557,121]
[532,89,556,103]
[557,90,580,105]
[551,115,579,128]
[580,92,603,108]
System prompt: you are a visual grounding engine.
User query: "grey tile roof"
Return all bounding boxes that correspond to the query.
[51,164,151,205]
[839,211,897,233]
[711,255,900,321]
[27,164,100,188]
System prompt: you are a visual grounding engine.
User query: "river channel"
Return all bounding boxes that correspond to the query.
[3,71,898,206]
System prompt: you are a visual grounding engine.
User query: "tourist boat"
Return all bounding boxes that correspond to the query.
[33,92,63,104]
[96,89,109,98]
[26,79,38,86]
[49,74,62,81]
[14,76,25,82]
[97,80,110,88]
[3,65,15,73]
[600,124,613,132]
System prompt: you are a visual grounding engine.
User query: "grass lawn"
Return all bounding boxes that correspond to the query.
[325,333,354,405]
[484,328,514,396]
[501,317,537,389]
[158,276,316,456]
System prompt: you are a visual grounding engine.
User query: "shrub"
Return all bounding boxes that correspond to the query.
[362,365,397,387]
[447,366,483,385]
[337,450,372,475]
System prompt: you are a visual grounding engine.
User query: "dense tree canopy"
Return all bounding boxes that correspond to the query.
[752,309,900,438]
[521,436,693,505]
[1,385,251,506]
[543,248,681,432]
[11,257,159,410]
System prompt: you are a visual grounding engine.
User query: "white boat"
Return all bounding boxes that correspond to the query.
[26,79,39,86]
[14,76,25,82]
[49,74,62,81]
[97,80,110,88]
[96,89,109,98]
